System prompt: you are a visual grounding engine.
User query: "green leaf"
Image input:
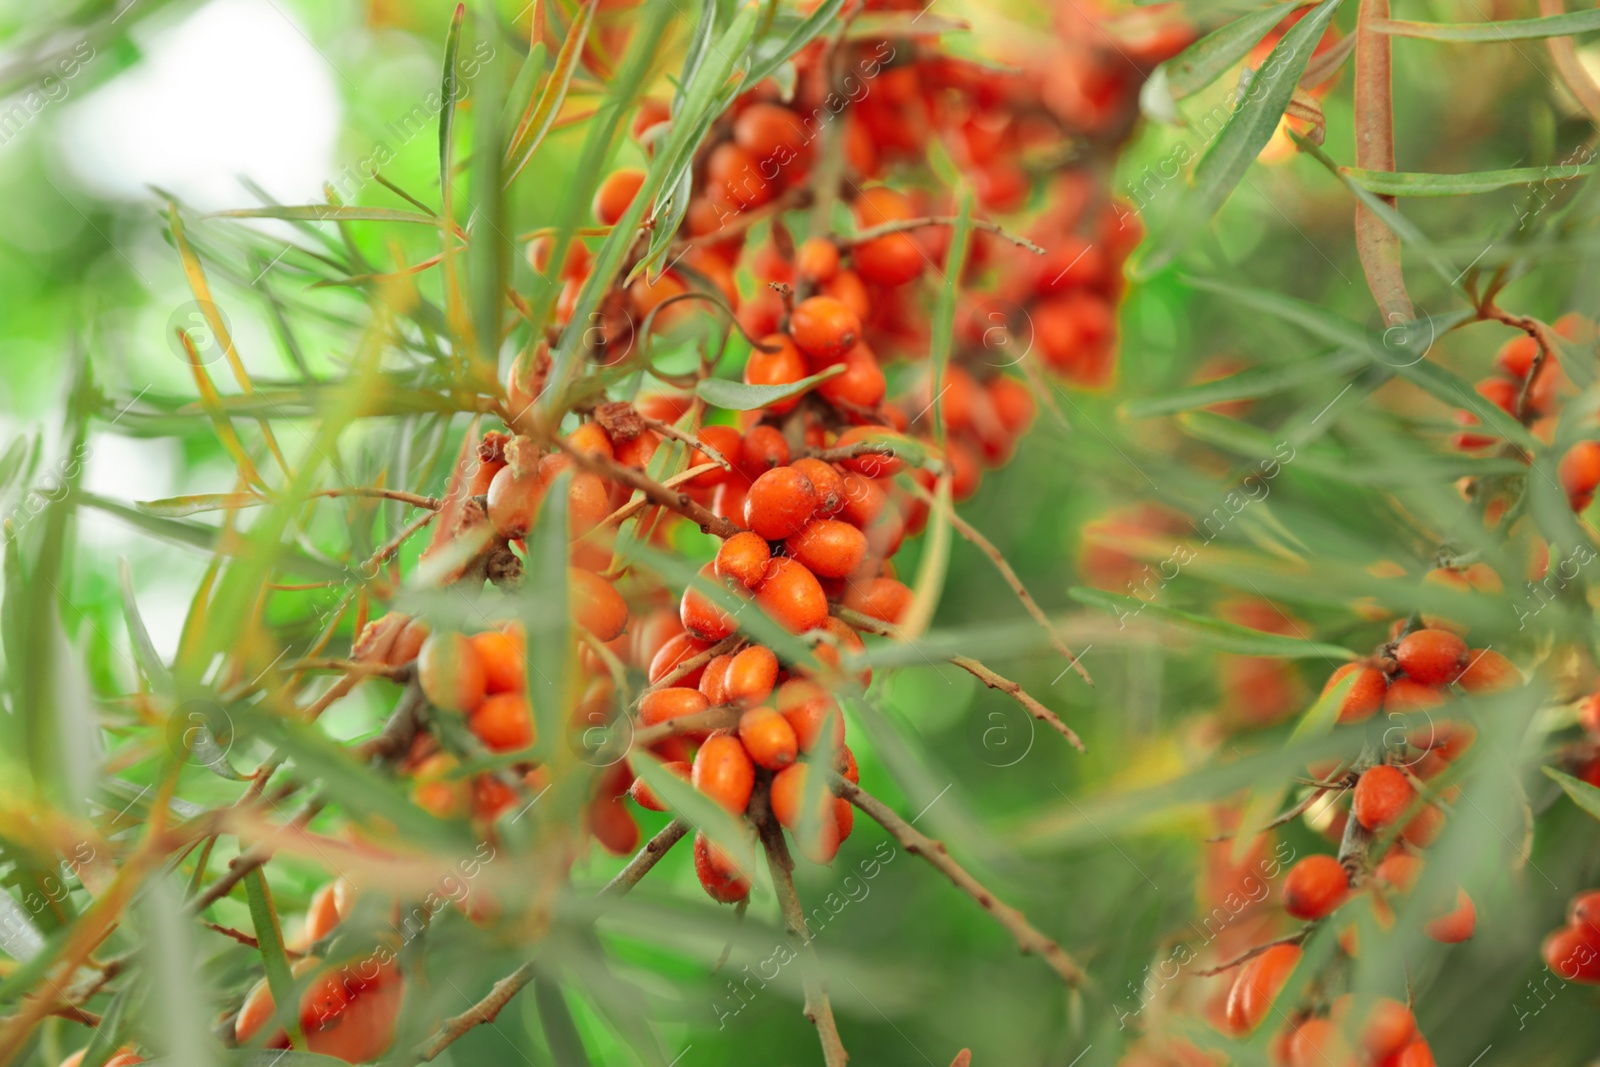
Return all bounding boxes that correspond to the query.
[1161,1,1304,101]
[693,364,844,410]
[1134,0,1346,277]
[0,892,43,961]
[746,0,846,86]
[136,493,261,518]
[1545,766,1600,821]
[505,0,599,185]
[1343,164,1596,196]
[521,471,572,766]
[1373,11,1600,41]
[244,869,306,1050]
[76,983,135,1067]
[499,40,549,141]
[1121,349,1367,417]
[843,11,966,38]
[1068,587,1358,659]
[206,206,439,225]
[535,974,594,1067]
[119,558,173,692]
[439,3,465,196]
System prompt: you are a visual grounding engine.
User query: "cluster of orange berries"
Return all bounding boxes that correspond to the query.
[1541,889,1600,984]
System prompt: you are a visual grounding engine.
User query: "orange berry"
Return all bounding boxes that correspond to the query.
[1424,887,1477,943]
[593,168,646,225]
[706,141,771,207]
[776,678,845,752]
[1456,648,1519,693]
[417,632,487,714]
[486,462,544,538]
[630,760,690,812]
[817,342,887,408]
[1543,924,1600,982]
[1392,1040,1437,1067]
[715,531,772,589]
[689,424,744,488]
[388,617,430,667]
[470,693,534,752]
[1353,765,1414,831]
[566,421,615,462]
[795,238,841,284]
[1358,998,1416,1059]
[639,686,711,736]
[744,335,809,414]
[733,102,808,165]
[588,795,640,855]
[1322,663,1387,724]
[680,562,741,641]
[1561,440,1600,511]
[571,568,629,641]
[754,556,829,633]
[1283,854,1349,920]
[770,762,842,863]
[1383,677,1445,714]
[1287,1018,1355,1067]
[1223,943,1301,1036]
[789,458,846,517]
[1401,802,1445,848]
[739,424,792,476]
[725,644,779,705]
[738,705,799,771]
[692,732,755,815]
[699,652,733,705]
[789,296,861,365]
[854,232,924,287]
[833,425,907,477]
[694,831,750,904]
[847,576,913,625]
[745,466,821,539]
[786,519,868,579]
[1375,851,1424,894]
[471,629,525,694]
[648,632,711,686]
[1394,629,1468,685]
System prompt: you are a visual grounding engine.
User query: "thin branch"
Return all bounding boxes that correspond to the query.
[755,795,849,1066]
[282,658,411,679]
[600,818,690,896]
[312,487,442,510]
[557,439,742,539]
[948,654,1085,753]
[640,417,732,471]
[1541,0,1600,124]
[895,485,1093,686]
[637,634,743,700]
[801,440,943,472]
[187,799,325,913]
[631,706,742,750]
[845,215,1045,255]
[1192,927,1314,978]
[831,776,1086,986]
[593,462,722,530]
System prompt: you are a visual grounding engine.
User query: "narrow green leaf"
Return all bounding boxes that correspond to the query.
[137,493,261,518]
[0,892,43,961]
[119,558,173,692]
[522,470,572,766]
[206,206,440,225]
[1162,1,1303,100]
[535,974,594,1067]
[505,0,599,185]
[631,752,759,875]
[1134,0,1345,276]
[1121,349,1366,417]
[244,869,306,1050]
[1545,766,1600,821]
[439,3,465,196]
[76,983,135,1067]
[1373,11,1600,41]
[693,364,844,410]
[1068,587,1358,659]
[499,40,549,137]
[1343,163,1596,196]
[746,0,846,86]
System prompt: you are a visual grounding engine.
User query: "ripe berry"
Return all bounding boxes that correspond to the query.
[1374,851,1424,894]
[630,760,689,811]
[588,795,639,856]
[467,630,524,697]
[790,457,846,517]
[648,632,711,686]
[1560,440,1600,512]
[1569,889,1600,930]
[1357,997,1416,1059]
[1322,663,1387,724]
[692,733,755,815]
[732,102,807,165]
[689,424,744,488]
[1401,803,1445,848]
[1393,1040,1437,1067]
[699,653,732,705]
[1394,629,1468,685]
[470,693,534,752]
[487,462,544,538]
[795,238,841,284]
[705,142,771,208]
[789,296,861,365]
[744,335,808,413]
[738,705,799,771]
[745,466,821,540]
[680,562,741,641]
[739,424,791,476]
[639,687,710,735]
[1282,854,1349,920]
[1543,924,1600,982]
[854,231,924,287]
[817,343,887,408]
[754,556,829,633]
[725,644,779,705]
[786,519,869,579]
[1222,942,1302,1035]
[571,568,629,641]
[1456,648,1519,693]
[1424,887,1476,943]
[715,531,772,589]
[847,576,913,625]
[776,678,845,752]
[1353,765,1414,831]
[694,831,750,904]
[834,426,907,478]
[1286,1018,1354,1067]
[770,762,842,864]
[593,168,646,225]
[1383,677,1445,714]
[417,632,487,714]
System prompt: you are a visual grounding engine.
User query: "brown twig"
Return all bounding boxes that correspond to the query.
[631,706,742,750]
[756,795,850,1066]
[1192,927,1314,978]
[800,439,942,473]
[845,215,1045,255]
[896,484,1094,686]
[831,775,1087,987]
[637,634,743,699]
[312,487,442,510]
[593,462,722,530]
[1477,304,1561,421]
[948,654,1086,752]
[557,439,742,539]
[640,417,733,470]
[188,799,325,913]
[600,818,690,896]
[282,658,411,679]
